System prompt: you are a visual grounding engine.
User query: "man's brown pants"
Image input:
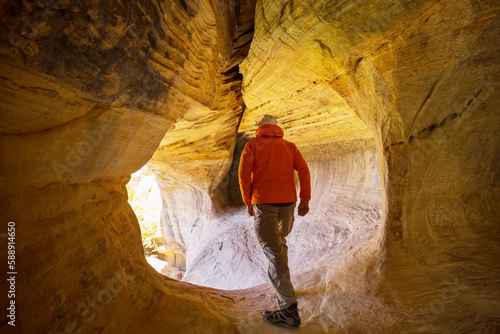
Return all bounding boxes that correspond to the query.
[253,203,297,310]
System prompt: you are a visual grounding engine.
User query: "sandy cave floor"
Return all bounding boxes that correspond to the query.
[164,257,403,334]
[144,203,394,333]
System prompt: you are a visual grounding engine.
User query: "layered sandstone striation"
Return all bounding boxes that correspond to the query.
[1,0,499,333]
[238,0,500,332]
[0,0,251,332]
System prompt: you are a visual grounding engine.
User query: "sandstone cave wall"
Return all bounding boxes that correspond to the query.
[0,0,252,332]
[146,0,257,272]
[238,0,500,331]
[0,0,498,332]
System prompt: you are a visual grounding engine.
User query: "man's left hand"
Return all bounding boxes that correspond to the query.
[298,202,309,216]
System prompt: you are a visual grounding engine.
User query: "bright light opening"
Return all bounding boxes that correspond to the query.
[126,165,184,280]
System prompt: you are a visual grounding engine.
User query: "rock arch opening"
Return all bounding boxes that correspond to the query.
[142,110,383,290]
[1,0,498,333]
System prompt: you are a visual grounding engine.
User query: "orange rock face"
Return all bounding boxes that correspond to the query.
[1,0,499,333]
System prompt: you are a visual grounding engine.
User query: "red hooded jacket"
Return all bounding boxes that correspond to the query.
[238,124,311,206]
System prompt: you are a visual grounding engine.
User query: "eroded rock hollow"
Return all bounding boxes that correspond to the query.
[1,0,499,333]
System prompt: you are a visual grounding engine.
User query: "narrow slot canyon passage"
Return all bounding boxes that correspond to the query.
[1,1,499,333]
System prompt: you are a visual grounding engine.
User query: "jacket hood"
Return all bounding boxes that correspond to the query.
[255,124,284,138]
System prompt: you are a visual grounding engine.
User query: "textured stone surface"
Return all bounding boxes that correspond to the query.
[238,0,500,332]
[1,0,499,333]
[0,0,249,332]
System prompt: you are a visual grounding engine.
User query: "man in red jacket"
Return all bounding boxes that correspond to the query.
[239,115,311,328]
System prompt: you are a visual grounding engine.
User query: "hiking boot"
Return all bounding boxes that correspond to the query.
[263,304,301,328]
